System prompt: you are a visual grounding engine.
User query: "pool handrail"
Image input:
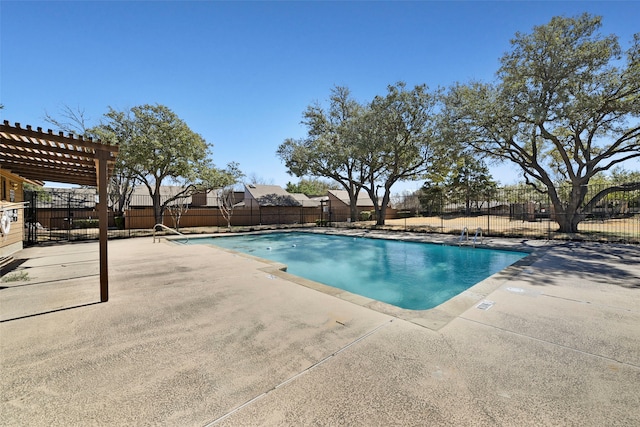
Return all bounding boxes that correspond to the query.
[473,227,484,247]
[152,224,188,243]
[459,226,483,247]
[459,227,469,245]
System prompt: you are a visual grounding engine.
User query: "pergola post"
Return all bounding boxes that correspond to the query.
[97,151,109,302]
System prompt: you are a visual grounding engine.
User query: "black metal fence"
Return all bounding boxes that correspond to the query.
[23,183,640,244]
[387,183,640,243]
[22,189,329,244]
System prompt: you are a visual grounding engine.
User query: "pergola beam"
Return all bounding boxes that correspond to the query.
[1,134,97,157]
[0,160,99,186]
[0,120,117,186]
[0,144,97,166]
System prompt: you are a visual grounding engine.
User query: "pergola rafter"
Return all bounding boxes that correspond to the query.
[0,120,119,302]
[0,121,116,185]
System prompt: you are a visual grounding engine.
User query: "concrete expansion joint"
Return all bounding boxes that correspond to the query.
[0,272,100,290]
[203,319,394,426]
[540,293,591,304]
[541,293,636,313]
[458,317,639,369]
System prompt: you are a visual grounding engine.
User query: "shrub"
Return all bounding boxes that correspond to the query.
[72,219,99,229]
[114,216,125,229]
[359,211,372,221]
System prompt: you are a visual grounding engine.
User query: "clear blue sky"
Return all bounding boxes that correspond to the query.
[2,1,639,192]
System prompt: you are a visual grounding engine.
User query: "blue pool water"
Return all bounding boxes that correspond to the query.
[189,232,527,310]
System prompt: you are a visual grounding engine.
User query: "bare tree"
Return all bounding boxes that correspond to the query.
[165,192,190,231]
[217,163,244,229]
[44,105,91,137]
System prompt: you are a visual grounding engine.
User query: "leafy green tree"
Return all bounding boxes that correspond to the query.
[601,167,640,212]
[417,183,444,216]
[611,167,640,185]
[390,190,422,214]
[285,178,339,197]
[43,105,137,217]
[443,14,640,233]
[443,155,497,213]
[279,84,449,225]
[95,104,223,225]
[501,182,549,205]
[277,86,367,221]
[90,109,138,218]
[357,82,448,225]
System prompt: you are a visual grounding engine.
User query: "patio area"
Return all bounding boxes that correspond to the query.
[1,232,639,426]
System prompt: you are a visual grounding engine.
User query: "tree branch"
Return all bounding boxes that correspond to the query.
[583,181,640,212]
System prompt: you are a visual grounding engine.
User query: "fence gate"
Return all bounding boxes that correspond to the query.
[23,190,38,246]
[23,188,100,243]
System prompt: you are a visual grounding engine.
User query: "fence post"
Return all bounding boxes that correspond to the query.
[67,192,71,241]
[487,194,490,236]
[547,192,551,241]
[440,192,444,232]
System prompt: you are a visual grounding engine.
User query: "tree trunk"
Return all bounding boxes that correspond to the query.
[346,187,358,222]
[349,200,358,223]
[343,184,362,223]
[152,191,163,226]
[375,189,391,226]
[220,189,234,229]
[376,205,387,225]
[554,208,581,233]
[551,183,586,234]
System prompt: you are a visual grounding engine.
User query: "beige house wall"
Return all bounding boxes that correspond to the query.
[0,167,26,257]
[327,193,374,222]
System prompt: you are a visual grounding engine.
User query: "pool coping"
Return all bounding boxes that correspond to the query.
[167,228,550,331]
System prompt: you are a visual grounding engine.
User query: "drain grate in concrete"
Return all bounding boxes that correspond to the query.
[476,300,495,310]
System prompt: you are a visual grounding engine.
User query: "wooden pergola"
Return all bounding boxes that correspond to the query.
[0,120,119,302]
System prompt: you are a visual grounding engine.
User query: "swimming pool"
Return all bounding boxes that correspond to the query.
[188,232,527,310]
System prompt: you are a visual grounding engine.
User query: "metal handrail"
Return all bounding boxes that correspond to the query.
[459,226,483,247]
[473,227,484,247]
[459,227,469,246]
[153,224,188,243]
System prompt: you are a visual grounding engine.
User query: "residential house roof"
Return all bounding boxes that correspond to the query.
[129,186,222,207]
[35,187,98,209]
[244,184,320,207]
[327,190,375,207]
[290,193,321,208]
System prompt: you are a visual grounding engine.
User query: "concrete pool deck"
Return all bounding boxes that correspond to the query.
[1,231,639,426]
